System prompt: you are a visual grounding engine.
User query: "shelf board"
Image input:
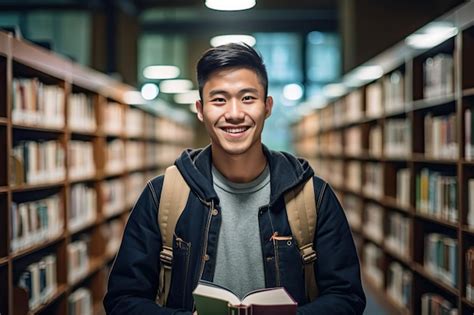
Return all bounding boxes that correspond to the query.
[414,212,458,229]
[0,257,8,266]
[12,123,65,133]
[69,219,98,236]
[69,174,98,184]
[381,196,411,213]
[29,284,67,315]
[412,155,458,164]
[462,226,474,235]
[11,233,65,260]
[463,88,474,98]
[384,245,413,267]
[412,94,456,111]
[384,107,409,119]
[462,159,474,165]
[0,117,7,125]
[462,297,474,308]
[413,263,459,296]
[11,181,66,192]
[383,156,410,162]
[70,129,97,137]
[0,186,8,193]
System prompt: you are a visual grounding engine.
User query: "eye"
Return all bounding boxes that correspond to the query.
[211,97,226,104]
[242,95,256,103]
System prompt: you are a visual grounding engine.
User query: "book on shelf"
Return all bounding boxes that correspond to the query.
[385,212,410,258]
[12,78,65,128]
[344,127,362,156]
[101,179,126,217]
[125,108,144,138]
[17,254,57,310]
[386,262,412,308]
[383,71,405,113]
[10,194,64,252]
[103,102,123,135]
[69,141,95,180]
[101,218,124,256]
[366,81,383,118]
[68,287,93,315]
[423,54,454,99]
[344,89,364,123]
[11,140,66,185]
[363,243,384,289]
[192,281,297,315]
[469,179,474,228]
[342,195,362,230]
[363,163,384,199]
[416,168,457,224]
[421,293,457,315]
[466,247,474,302]
[369,125,382,158]
[68,93,96,133]
[69,184,97,232]
[346,161,362,192]
[105,139,125,174]
[424,233,457,288]
[364,203,384,243]
[396,168,410,208]
[384,119,411,158]
[466,108,473,161]
[424,112,457,159]
[125,141,145,170]
[67,239,89,284]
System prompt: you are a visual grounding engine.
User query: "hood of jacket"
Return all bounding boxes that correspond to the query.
[174,144,314,208]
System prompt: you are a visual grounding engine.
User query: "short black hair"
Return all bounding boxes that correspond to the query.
[196,43,268,101]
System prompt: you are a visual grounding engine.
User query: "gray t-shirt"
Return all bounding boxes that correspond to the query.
[211,165,270,299]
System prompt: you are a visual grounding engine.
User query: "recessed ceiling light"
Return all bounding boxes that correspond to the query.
[205,0,256,11]
[159,79,193,94]
[353,65,383,81]
[141,83,159,100]
[405,22,457,49]
[174,90,200,104]
[283,83,304,101]
[143,65,180,79]
[323,83,347,98]
[210,35,256,47]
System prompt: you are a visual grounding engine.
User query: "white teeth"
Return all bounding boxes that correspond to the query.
[224,127,247,134]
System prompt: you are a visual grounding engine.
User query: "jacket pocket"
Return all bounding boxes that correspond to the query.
[168,236,191,307]
[274,236,307,303]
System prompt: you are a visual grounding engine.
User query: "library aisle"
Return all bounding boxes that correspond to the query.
[293,2,474,314]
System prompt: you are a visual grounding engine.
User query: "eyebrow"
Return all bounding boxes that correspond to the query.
[208,88,260,97]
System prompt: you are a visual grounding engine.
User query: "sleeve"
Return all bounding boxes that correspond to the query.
[297,181,366,315]
[103,177,193,315]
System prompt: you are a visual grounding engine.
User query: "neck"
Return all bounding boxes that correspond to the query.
[211,144,267,183]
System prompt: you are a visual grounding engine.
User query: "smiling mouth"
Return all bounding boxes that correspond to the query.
[221,126,250,134]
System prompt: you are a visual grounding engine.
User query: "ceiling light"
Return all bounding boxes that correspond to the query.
[353,65,383,81]
[124,91,146,105]
[141,83,159,100]
[283,83,304,101]
[210,35,256,47]
[143,65,180,79]
[405,22,457,49]
[174,90,200,104]
[323,83,347,98]
[205,0,256,11]
[159,79,193,94]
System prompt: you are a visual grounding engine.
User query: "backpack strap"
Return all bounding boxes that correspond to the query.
[157,165,190,306]
[284,177,318,301]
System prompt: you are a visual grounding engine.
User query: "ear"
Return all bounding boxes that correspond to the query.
[264,96,273,119]
[196,100,204,122]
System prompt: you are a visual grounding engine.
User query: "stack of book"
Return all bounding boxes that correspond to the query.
[105,139,125,174]
[384,119,411,158]
[12,78,65,128]
[67,239,89,284]
[466,247,474,302]
[364,203,384,243]
[69,141,95,181]
[424,113,458,159]
[421,293,457,315]
[17,254,57,310]
[466,108,473,160]
[383,71,405,114]
[386,261,412,308]
[424,233,457,287]
[68,288,93,315]
[68,93,95,133]
[69,184,97,232]
[125,108,144,138]
[363,243,384,289]
[346,161,362,192]
[385,212,410,257]
[423,54,454,99]
[101,219,124,257]
[101,179,126,218]
[366,81,383,118]
[126,173,145,207]
[342,194,362,231]
[125,141,145,171]
[345,90,364,123]
[103,102,123,135]
[363,163,384,199]
[468,179,474,228]
[396,168,411,208]
[416,168,458,223]
[344,127,362,157]
[369,125,383,158]
[11,140,66,185]
[10,195,63,252]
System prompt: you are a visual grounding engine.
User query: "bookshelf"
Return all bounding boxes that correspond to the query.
[293,2,474,314]
[0,31,194,315]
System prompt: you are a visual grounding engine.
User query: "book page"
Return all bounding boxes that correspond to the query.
[194,282,241,305]
[242,288,295,305]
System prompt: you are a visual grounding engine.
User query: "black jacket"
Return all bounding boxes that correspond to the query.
[104,145,366,314]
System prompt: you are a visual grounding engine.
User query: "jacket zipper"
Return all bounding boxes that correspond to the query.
[271,231,281,286]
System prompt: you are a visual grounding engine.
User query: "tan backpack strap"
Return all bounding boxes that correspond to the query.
[284,177,318,301]
[157,165,190,306]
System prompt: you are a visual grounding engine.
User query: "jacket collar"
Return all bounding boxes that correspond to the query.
[175,144,314,208]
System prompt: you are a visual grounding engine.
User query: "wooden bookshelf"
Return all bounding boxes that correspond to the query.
[0,31,194,315]
[293,2,474,314]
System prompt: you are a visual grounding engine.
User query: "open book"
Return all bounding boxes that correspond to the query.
[192,281,297,315]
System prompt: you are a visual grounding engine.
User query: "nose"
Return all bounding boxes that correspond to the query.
[224,99,245,122]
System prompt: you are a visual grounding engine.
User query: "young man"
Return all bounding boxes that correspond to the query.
[104,43,366,314]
